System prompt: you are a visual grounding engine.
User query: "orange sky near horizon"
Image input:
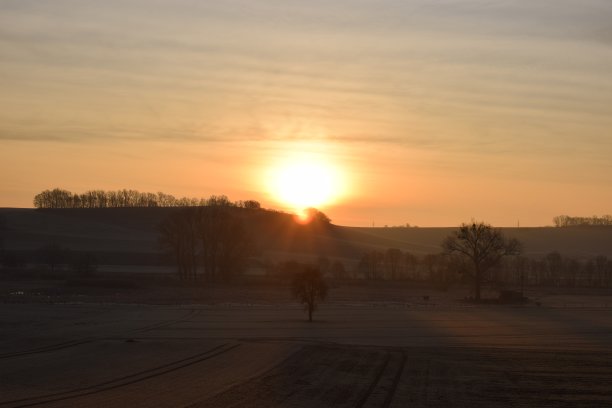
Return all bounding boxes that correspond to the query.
[1,1,611,227]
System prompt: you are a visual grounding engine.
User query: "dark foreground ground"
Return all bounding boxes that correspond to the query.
[2,283,612,408]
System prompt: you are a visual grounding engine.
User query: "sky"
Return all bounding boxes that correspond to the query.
[1,0,611,227]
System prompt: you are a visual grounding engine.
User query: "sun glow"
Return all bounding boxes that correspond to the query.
[266,152,345,213]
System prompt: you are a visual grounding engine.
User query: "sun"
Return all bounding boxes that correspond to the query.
[267,154,344,213]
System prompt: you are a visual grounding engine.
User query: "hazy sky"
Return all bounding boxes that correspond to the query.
[1,0,611,226]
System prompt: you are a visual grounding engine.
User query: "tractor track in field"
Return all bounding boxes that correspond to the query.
[0,339,94,360]
[355,352,391,408]
[356,350,407,408]
[0,342,240,408]
[383,352,406,408]
[193,345,408,408]
[0,308,201,360]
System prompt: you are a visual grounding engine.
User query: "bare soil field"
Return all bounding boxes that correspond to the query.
[2,284,612,407]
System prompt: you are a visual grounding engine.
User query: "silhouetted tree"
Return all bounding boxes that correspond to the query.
[443,221,522,301]
[159,209,198,280]
[384,248,403,279]
[513,255,529,296]
[197,206,252,282]
[241,200,261,210]
[404,252,418,280]
[595,255,608,287]
[33,188,73,208]
[292,266,328,322]
[562,258,576,287]
[359,250,384,279]
[304,208,331,224]
[214,210,252,280]
[206,195,232,207]
[553,214,612,227]
[544,251,563,286]
[34,187,262,210]
[584,259,596,286]
[198,207,227,281]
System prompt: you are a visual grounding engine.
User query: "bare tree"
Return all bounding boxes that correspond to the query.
[241,200,261,210]
[214,210,252,281]
[443,221,522,301]
[359,250,384,279]
[404,252,418,280]
[160,206,252,283]
[159,209,198,280]
[544,251,563,286]
[595,255,608,288]
[553,214,612,227]
[384,248,403,279]
[34,187,261,210]
[292,266,328,322]
[197,206,252,282]
[513,255,529,296]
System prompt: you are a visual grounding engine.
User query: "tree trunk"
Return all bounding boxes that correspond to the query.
[474,264,481,301]
[308,305,313,322]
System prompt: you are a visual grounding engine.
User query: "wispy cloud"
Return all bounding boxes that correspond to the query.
[1,0,612,208]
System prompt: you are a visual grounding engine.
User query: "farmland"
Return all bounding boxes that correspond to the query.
[2,208,612,406]
[2,293,612,407]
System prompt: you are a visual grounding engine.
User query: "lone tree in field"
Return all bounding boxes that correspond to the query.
[292,266,328,322]
[443,221,521,301]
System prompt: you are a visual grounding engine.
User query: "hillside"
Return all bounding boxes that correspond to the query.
[1,208,611,267]
[344,226,612,257]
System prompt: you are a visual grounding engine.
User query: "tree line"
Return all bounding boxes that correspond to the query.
[0,241,98,276]
[277,222,611,297]
[499,252,612,289]
[33,188,261,210]
[553,214,612,227]
[351,249,612,290]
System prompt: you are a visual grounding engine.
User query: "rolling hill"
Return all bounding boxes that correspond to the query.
[1,208,611,268]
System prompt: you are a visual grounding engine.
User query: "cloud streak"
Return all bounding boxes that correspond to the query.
[1,0,612,225]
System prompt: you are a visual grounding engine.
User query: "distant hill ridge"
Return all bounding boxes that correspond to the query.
[1,208,612,260]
